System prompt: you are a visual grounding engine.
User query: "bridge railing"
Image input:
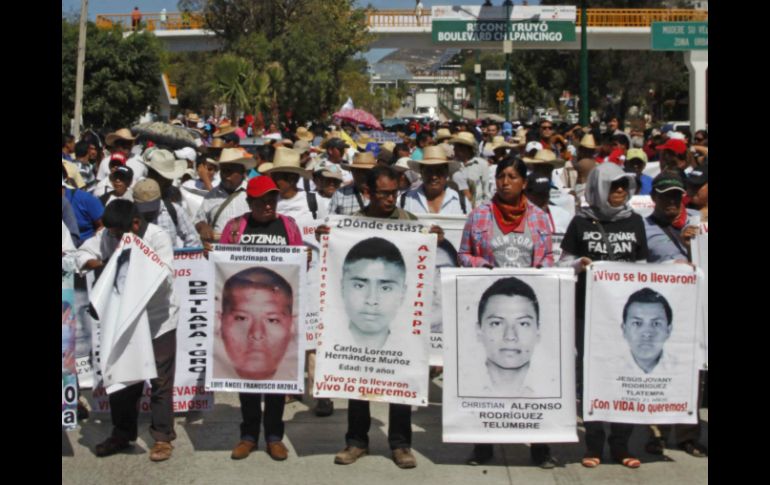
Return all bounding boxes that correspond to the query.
[96,9,708,32]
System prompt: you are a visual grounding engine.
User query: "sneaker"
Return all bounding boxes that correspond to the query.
[314,398,334,417]
[467,444,493,466]
[334,446,368,465]
[231,440,258,460]
[149,441,173,462]
[392,448,417,469]
[94,436,131,457]
[679,440,707,457]
[266,441,289,461]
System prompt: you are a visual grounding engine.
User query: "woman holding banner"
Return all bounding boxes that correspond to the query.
[558,162,648,469]
[458,155,557,468]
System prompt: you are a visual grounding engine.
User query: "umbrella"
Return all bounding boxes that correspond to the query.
[131,122,199,150]
[332,108,383,130]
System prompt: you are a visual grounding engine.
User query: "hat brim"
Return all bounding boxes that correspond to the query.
[247,186,280,198]
[264,166,311,179]
[106,133,136,146]
[135,199,161,213]
[654,186,686,194]
[448,138,477,149]
[316,170,344,181]
[407,159,461,173]
[339,163,376,171]
[213,127,236,138]
[296,132,314,142]
[522,157,567,168]
[219,158,257,171]
[147,160,188,180]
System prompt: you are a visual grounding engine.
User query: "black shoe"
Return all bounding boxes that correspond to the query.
[645,437,665,455]
[467,444,493,466]
[679,440,707,457]
[530,444,557,469]
[77,402,90,421]
[314,398,334,417]
[95,436,131,457]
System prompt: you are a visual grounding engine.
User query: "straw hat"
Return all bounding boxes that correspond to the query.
[262,146,310,179]
[435,128,452,142]
[187,113,201,123]
[392,157,412,173]
[295,126,314,142]
[381,141,396,153]
[511,127,528,146]
[293,139,312,155]
[214,126,236,138]
[217,148,257,170]
[522,149,567,168]
[448,131,478,150]
[487,135,515,151]
[340,151,377,171]
[257,162,274,173]
[105,128,136,146]
[313,161,344,181]
[579,134,597,149]
[143,149,187,180]
[407,146,461,172]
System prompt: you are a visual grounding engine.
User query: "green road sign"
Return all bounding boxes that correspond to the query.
[651,22,708,51]
[432,20,576,44]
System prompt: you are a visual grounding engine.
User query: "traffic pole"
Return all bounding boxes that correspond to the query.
[73,0,89,139]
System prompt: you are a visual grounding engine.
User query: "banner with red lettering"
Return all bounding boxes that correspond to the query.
[206,244,306,395]
[90,248,216,414]
[691,233,708,369]
[296,220,321,351]
[313,216,436,406]
[441,268,577,443]
[414,214,466,366]
[583,262,702,424]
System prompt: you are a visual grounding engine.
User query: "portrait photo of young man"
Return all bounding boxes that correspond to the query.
[620,287,675,375]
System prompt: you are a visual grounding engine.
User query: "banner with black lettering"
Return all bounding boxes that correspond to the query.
[414,214,466,366]
[583,262,701,424]
[62,271,78,430]
[441,268,577,443]
[206,244,306,395]
[90,249,215,414]
[296,221,321,351]
[691,233,708,369]
[313,216,436,407]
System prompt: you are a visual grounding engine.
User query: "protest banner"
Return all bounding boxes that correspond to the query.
[441,268,577,443]
[206,244,306,395]
[415,214,466,365]
[691,233,708,369]
[62,271,78,430]
[91,248,215,414]
[74,271,97,389]
[583,262,701,425]
[313,216,436,407]
[296,220,322,351]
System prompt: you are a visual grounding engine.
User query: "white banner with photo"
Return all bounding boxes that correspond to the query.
[441,268,577,443]
[206,244,306,395]
[296,220,322,351]
[90,248,216,414]
[314,216,436,406]
[583,262,701,425]
[691,233,708,369]
[414,214,466,365]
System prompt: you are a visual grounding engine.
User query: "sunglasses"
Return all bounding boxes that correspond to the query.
[541,125,553,130]
[694,137,704,142]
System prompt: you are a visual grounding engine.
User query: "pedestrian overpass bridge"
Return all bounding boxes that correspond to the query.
[95,8,707,128]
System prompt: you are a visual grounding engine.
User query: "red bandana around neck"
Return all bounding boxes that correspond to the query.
[492,194,528,234]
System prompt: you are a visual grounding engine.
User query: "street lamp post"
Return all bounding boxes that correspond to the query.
[475,52,481,120]
[579,0,589,125]
[504,0,513,121]
[73,0,89,139]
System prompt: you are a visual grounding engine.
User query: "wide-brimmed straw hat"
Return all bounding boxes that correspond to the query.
[295,126,314,142]
[487,135,515,151]
[407,146,461,172]
[214,126,236,138]
[522,149,566,168]
[448,131,478,151]
[579,134,597,149]
[340,151,377,171]
[217,148,257,170]
[143,148,187,180]
[105,128,136,146]
[435,128,452,142]
[262,147,310,179]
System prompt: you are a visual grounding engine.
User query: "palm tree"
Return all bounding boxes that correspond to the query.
[209,54,251,118]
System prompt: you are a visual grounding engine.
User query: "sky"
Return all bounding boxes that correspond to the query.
[61,1,541,20]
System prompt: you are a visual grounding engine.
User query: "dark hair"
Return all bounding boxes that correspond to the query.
[366,165,399,194]
[62,133,74,147]
[416,131,432,145]
[102,199,140,233]
[477,277,539,325]
[343,237,406,275]
[222,267,293,313]
[495,155,527,179]
[238,118,246,127]
[74,140,90,158]
[222,133,240,145]
[622,287,672,326]
[611,134,630,150]
[694,129,708,141]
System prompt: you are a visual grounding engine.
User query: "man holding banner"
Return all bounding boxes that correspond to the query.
[74,200,178,462]
[316,165,440,469]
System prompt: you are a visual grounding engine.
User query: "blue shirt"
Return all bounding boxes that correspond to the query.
[639,174,653,195]
[61,195,81,247]
[64,188,104,241]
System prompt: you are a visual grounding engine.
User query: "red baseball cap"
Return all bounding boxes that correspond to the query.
[657,138,687,155]
[246,175,279,198]
[109,153,127,165]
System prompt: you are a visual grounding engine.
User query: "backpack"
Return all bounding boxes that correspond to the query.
[305,191,318,220]
[162,198,179,227]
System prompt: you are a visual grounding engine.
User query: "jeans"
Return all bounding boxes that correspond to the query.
[345,399,411,450]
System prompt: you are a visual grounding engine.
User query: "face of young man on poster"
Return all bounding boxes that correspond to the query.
[221,287,294,380]
[478,295,540,372]
[342,258,406,347]
[622,302,672,372]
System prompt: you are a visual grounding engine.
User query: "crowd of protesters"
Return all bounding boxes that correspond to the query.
[62,111,708,467]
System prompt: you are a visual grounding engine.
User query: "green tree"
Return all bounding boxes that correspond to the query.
[62,19,163,130]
